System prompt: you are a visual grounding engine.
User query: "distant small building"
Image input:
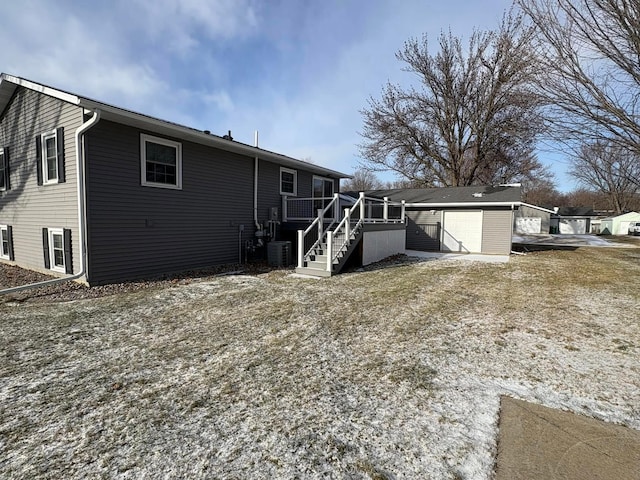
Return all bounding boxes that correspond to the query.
[600,212,640,235]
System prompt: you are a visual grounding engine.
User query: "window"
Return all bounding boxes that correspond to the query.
[313,176,335,214]
[42,227,72,274]
[0,225,13,260]
[0,147,7,191]
[36,128,65,186]
[141,134,182,189]
[280,167,297,196]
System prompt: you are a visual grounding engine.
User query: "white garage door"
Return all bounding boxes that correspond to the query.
[559,218,586,234]
[516,217,541,234]
[442,211,483,253]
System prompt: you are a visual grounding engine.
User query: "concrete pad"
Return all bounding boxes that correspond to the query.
[404,250,510,263]
[495,397,640,480]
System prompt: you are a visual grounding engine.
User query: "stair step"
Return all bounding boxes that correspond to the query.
[295,267,332,278]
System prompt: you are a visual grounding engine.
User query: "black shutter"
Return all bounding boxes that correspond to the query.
[42,228,50,269]
[36,135,43,185]
[56,127,65,183]
[63,228,73,274]
[7,225,14,261]
[2,147,9,191]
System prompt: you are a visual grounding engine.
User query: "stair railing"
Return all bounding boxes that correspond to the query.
[325,192,366,271]
[297,193,340,268]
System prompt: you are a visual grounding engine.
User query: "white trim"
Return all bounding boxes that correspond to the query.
[140,133,182,190]
[47,228,66,273]
[519,202,557,214]
[0,147,5,191]
[280,167,297,196]
[41,130,58,185]
[404,201,521,208]
[1,74,80,105]
[0,224,9,259]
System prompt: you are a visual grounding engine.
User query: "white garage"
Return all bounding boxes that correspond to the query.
[559,218,587,234]
[442,211,483,253]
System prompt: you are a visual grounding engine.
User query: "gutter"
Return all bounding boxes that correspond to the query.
[403,201,522,208]
[253,131,260,231]
[0,109,101,295]
[519,202,557,214]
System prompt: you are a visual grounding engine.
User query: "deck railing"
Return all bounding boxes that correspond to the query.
[284,194,405,224]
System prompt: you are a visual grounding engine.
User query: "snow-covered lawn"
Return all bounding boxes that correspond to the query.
[1,247,639,479]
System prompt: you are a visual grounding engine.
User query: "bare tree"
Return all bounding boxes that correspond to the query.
[517,0,640,164]
[359,13,545,187]
[570,141,640,213]
[520,168,564,206]
[341,169,383,191]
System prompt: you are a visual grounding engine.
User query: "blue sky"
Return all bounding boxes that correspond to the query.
[0,0,575,190]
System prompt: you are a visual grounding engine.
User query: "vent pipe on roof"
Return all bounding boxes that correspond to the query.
[223,130,233,140]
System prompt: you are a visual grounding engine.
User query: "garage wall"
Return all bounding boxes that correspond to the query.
[406,209,441,251]
[482,209,513,255]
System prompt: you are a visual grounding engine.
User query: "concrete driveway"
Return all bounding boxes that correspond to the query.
[512,234,627,247]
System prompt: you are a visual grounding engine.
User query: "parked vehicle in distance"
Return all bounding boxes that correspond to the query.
[628,221,640,235]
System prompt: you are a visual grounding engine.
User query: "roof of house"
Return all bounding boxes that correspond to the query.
[601,211,640,221]
[0,73,349,179]
[554,207,596,217]
[344,185,522,206]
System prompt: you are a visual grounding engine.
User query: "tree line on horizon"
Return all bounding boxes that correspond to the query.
[356,0,640,214]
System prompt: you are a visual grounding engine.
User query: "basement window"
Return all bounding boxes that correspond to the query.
[0,225,13,260]
[141,134,182,189]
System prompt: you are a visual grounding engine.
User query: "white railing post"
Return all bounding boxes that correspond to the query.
[383,197,389,223]
[297,230,304,268]
[282,196,288,223]
[401,200,406,223]
[344,208,351,239]
[326,231,333,272]
[333,193,340,222]
[359,192,365,222]
[317,208,324,240]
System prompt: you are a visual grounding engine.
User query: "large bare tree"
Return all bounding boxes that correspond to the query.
[518,0,640,168]
[570,141,640,213]
[341,169,383,192]
[359,14,545,187]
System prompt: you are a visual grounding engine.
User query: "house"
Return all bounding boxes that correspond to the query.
[0,73,353,285]
[344,185,521,256]
[600,212,640,235]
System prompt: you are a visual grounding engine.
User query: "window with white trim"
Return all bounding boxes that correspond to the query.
[0,225,12,260]
[141,134,182,189]
[280,167,297,196]
[42,227,71,274]
[42,130,59,184]
[48,228,65,273]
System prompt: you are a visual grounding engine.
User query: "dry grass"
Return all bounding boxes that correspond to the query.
[1,246,639,479]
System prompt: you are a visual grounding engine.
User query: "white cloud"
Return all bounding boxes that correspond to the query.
[128,0,258,53]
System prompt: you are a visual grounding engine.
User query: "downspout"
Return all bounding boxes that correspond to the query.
[0,109,101,295]
[253,130,260,231]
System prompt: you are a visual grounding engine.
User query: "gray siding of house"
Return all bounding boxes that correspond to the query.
[84,120,333,285]
[85,120,256,284]
[481,209,513,255]
[257,159,316,224]
[0,87,84,275]
[405,209,441,251]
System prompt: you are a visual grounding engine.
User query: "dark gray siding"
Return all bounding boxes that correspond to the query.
[257,160,315,224]
[85,120,255,284]
[0,87,84,274]
[406,209,441,251]
[481,209,513,255]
